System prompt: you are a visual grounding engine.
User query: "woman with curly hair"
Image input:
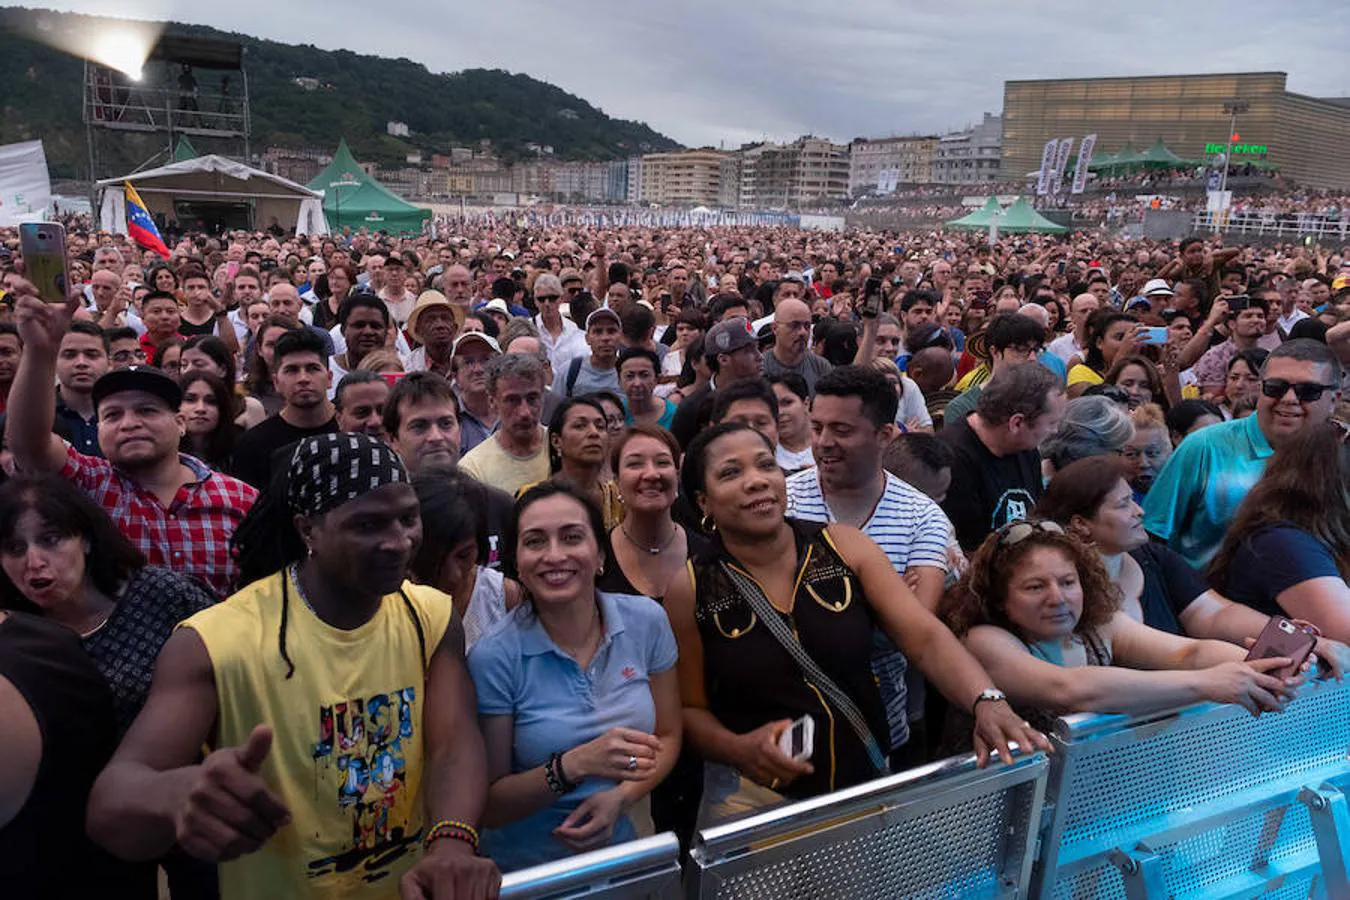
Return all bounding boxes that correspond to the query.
[939,519,1298,743]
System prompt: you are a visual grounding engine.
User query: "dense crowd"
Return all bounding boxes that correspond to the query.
[1,219,1348,900]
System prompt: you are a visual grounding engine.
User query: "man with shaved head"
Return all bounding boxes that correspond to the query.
[1047,292,1099,365]
[763,297,832,393]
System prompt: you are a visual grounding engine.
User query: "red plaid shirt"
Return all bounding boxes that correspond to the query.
[61,446,257,597]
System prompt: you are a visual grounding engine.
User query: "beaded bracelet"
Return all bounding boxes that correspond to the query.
[423,819,480,853]
[544,752,578,795]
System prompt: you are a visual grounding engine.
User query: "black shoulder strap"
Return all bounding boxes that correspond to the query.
[565,356,584,395]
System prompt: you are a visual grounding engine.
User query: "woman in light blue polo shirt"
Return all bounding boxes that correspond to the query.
[468,481,681,872]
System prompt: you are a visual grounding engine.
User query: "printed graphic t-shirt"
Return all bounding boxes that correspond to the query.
[183,572,453,900]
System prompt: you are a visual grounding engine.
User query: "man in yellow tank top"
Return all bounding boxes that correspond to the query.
[88,433,501,899]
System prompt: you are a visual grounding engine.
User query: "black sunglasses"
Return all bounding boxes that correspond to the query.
[1261,379,1336,402]
[535,294,561,302]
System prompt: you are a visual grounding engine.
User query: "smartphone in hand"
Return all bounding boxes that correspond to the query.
[18,222,69,304]
[860,277,884,318]
[1245,617,1317,679]
[777,715,815,761]
[1139,326,1170,346]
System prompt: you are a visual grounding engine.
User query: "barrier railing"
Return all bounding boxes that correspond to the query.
[1192,210,1350,239]
[494,679,1350,899]
[500,833,682,899]
[686,751,1049,899]
[1030,676,1350,899]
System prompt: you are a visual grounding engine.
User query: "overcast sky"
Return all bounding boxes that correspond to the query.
[28,0,1350,147]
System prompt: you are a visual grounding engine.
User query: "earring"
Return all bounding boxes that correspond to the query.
[700,513,717,534]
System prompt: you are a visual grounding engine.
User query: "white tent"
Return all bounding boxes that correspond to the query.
[97,155,328,237]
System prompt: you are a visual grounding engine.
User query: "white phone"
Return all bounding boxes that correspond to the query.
[777,715,814,762]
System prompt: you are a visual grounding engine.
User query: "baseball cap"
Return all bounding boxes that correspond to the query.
[1142,278,1175,298]
[483,298,511,317]
[92,365,182,411]
[559,268,584,286]
[586,307,621,329]
[451,331,502,357]
[705,316,756,356]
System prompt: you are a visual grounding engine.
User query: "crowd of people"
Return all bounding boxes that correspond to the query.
[0,217,1347,900]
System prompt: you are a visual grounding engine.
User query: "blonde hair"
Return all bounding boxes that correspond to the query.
[355,349,404,374]
[868,356,901,380]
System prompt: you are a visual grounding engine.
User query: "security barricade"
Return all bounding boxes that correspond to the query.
[496,679,1350,898]
[1030,677,1350,899]
[499,833,682,899]
[685,752,1049,899]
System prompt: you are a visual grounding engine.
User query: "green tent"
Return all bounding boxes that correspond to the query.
[945,196,1002,230]
[1138,138,1185,168]
[1086,148,1119,171]
[307,139,431,234]
[172,136,198,162]
[996,197,1067,234]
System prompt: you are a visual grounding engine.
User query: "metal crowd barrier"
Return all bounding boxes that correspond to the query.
[1030,676,1350,899]
[686,752,1049,899]
[495,679,1350,899]
[500,833,682,899]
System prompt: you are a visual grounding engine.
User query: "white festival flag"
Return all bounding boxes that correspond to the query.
[1071,134,1097,195]
[1049,138,1074,195]
[1035,139,1057,196]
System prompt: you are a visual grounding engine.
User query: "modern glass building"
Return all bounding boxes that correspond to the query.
[1002,72,1350,189]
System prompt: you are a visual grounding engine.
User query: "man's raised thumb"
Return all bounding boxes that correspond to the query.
[237,724,274,773]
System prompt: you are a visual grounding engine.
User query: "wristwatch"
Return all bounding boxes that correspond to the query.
[972,688,1007,712]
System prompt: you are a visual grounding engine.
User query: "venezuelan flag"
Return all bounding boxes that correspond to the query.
[123,182,170,259]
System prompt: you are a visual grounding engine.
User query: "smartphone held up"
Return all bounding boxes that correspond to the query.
[18,222,70,304]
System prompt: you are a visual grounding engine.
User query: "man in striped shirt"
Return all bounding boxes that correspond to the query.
[785,365,955,770]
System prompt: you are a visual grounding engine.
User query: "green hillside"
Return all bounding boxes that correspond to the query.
[0,7,681,179]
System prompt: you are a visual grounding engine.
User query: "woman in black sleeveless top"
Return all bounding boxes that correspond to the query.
[0,611,154,898]
[665,423,1049,804]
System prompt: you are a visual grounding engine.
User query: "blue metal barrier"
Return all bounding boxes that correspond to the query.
[494,679,1350,899]
[1030,677,1350,899]
[686,751,1049,899]
[499,833,682,899]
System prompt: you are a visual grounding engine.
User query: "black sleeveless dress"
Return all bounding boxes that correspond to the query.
[0,612,155,899]
[690,519,889,799]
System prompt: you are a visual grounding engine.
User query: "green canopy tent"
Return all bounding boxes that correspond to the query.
[945,196,1002,230]
[1090,142,1143,174]
[1138,138,1186,168]
[996,197,1067,234]
[172,136,198,162]
[1086,147,1119,171]
[307,139,431,234]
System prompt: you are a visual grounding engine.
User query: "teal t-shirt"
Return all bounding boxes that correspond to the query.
[1142,414,1274,568]
[623,396,676,431]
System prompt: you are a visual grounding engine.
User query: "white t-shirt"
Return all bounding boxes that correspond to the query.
[897,375,933,428]
[1047,332,1083,365]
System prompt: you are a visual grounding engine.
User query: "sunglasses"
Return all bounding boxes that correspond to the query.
[1260,379,1336,403]
[535,294,561,302]
[998,519,1065,546]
